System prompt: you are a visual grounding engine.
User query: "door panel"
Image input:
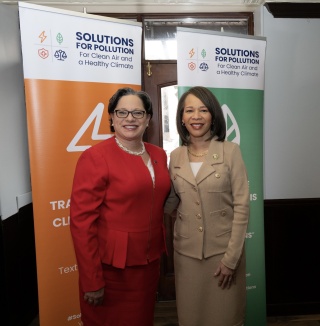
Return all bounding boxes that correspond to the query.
[143,61,177,300]
[143,61,177,147]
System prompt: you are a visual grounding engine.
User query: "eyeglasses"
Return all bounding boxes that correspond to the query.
[114,110,146,119]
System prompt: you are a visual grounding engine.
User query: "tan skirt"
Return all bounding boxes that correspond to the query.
[174,251,246,326]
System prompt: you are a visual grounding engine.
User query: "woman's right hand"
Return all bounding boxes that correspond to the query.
[84,287,104,306]
[214,262,234,289]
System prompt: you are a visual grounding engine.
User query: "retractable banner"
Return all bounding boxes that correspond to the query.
[18,3,142,325]
[177,27,267,326]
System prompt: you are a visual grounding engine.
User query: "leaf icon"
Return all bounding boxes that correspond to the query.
[56,33,63,45]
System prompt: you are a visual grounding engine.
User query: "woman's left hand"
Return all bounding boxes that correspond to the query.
[84,287,105,306]
[214,262,234,289]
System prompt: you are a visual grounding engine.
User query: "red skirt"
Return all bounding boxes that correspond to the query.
[79,259,160,326]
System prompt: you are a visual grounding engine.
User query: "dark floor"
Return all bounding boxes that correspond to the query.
[28,301,320,326]
[154,301,320,326]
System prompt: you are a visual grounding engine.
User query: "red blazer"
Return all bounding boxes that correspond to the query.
[70,137,170,292]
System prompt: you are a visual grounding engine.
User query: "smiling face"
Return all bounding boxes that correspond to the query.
[182,93,213,141]
[110,94,150,143]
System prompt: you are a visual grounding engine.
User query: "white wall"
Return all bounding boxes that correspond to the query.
[0,3,319,213]
[0,4,32,220]
[262,7,320,199]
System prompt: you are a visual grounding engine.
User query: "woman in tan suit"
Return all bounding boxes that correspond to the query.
[165,86,250,326]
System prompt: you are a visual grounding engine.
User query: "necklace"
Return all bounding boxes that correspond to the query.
[187,147,208,157]
[115,137,145,156]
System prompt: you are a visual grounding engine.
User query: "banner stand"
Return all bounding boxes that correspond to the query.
[177,27,267,326]
[19,3,142,325]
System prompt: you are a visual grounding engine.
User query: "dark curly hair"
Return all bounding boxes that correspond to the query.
[108,88,153,132]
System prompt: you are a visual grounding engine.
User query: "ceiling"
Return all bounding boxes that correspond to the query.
[1,0,320,14]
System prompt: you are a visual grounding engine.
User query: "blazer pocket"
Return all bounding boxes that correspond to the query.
[207,171,230,193]
[174,210,189,238]
[208,209,232,237]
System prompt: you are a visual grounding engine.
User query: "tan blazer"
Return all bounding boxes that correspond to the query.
[165,139,250,270]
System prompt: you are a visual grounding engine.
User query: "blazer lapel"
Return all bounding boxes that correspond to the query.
[195,140,224,184]
[172,146,197,186]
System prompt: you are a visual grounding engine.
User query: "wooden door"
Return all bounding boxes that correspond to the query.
[143,61,177,300]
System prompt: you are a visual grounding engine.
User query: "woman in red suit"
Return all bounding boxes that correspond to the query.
[70,88,171,326]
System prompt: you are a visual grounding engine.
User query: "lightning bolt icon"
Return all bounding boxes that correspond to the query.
[39,31,47,43]
[189,48,195,58]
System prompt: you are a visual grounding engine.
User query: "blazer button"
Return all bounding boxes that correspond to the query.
[221,211,226,217]
[215,173,221,178]
[198,226,203,232]
[193,186,197,192]
[195,201,200,205]
[196,213,201,219]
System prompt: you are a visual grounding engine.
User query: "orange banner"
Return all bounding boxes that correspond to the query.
[19,3,142,324]
[25,80,139,325]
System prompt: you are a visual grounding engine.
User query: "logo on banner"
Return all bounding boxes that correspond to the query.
[54,49,67,61]
[187,48,208,72]
[188,62,196,71]
[189,48,195,58]
[199,62,209,71]
[67,103,112,152]
[38,48,49,59]
[36,30,68,61]
[38,31,49,59]
[39,31,47,43]
[222,104,241,145]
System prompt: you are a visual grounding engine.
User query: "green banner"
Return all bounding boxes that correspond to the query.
[177,28,267,326]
